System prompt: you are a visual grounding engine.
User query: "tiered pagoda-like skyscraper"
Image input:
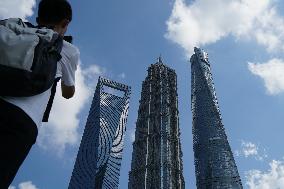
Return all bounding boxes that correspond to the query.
[68,77,131,189]
[128,57,185,189]
[191,47,243,188]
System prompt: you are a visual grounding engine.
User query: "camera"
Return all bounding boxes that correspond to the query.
[63,35,73,44]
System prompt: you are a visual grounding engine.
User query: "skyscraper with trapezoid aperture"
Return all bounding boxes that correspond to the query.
[191,47,243,189]
[128,57,185,189]
[68,77,131,189]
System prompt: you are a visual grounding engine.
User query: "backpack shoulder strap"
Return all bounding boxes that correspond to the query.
[42,77,61,122]
[24,21,36,28]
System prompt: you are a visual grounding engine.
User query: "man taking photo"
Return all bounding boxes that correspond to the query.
[0,0,79,188]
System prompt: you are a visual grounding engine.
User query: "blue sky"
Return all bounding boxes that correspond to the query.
[2,0,284,188]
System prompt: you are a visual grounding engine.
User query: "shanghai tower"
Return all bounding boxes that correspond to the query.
[128,57,185,189]
[69,77,131,189]
[191,47,243,188]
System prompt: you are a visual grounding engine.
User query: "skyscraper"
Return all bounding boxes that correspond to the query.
[69,77,131,189]
[191,47,243,188]
[128,57,185,189]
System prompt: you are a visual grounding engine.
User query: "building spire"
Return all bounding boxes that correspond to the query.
[156,54,163,64]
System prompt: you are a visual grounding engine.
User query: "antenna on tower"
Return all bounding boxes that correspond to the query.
[157,54,163,63]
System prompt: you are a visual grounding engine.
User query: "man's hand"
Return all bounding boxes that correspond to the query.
[61,81,75,99]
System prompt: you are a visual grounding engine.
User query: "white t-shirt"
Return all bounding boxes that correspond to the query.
[1,40,79,128]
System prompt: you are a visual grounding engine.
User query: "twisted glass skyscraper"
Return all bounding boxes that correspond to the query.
[69,77,131,189]
[191,47,243,188]
[128,58,185,189]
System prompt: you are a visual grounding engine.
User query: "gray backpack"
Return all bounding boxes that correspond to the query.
[0,18,63,121]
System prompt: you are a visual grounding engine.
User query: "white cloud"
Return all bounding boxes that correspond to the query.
[248,59,284,95]
[18,181,38,189]
[165,0,284,56]
[9,181,38,189]
[38,63,104,155]
[82,64,104,82]
[246,160,284,189]
[235,141,268,161]
[242,142,258,157]
[0,0,36,20]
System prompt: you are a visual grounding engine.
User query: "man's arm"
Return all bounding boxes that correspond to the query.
[59,40,79,99]
[61,81,75,99]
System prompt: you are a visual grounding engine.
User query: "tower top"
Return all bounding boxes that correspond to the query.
[98,76,131,93]
[156,55,163,64]
[148,55,175,72]
[193,47,209,64]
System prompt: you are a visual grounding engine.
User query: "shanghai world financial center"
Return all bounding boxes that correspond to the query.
[69,48,242,189]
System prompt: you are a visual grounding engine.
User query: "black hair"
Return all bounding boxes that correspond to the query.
[38,0,72,25]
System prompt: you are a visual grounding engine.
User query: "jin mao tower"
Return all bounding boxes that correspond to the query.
[191,47,243,188]
[128,57,185,189]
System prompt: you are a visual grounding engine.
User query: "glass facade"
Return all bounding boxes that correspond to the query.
[68,77,131,189]
[128,58,185,189]
[191,47,243,189]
